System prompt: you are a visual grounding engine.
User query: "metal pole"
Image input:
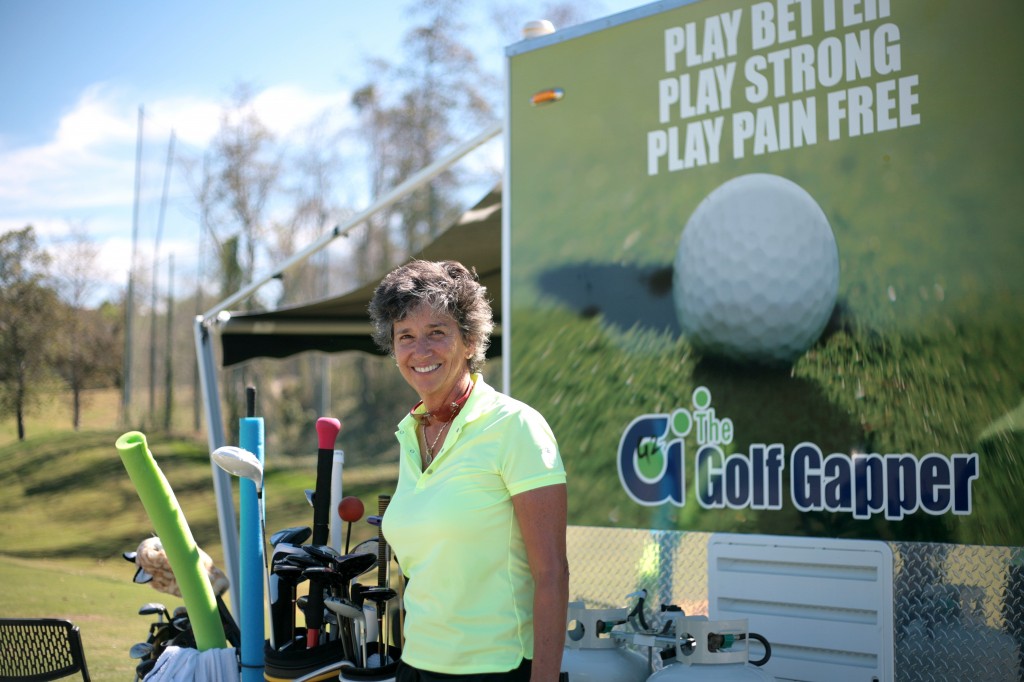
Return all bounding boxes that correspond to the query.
[122,106,144,425]
[150,132,176,422]
[194,315,240,611]
[164,255,174,431]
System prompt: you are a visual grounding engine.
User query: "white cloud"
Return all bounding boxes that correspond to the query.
[53,84,139,151]
[252,85,352,140]
[142,96,222,149]
[0,82,352,213]
[0,81,355,306]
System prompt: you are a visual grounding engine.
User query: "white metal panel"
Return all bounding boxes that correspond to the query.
[708,533,893,682]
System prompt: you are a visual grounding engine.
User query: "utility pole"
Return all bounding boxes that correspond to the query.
[122,106,144,426]
[150,131,176,424]
[164,255,175,431]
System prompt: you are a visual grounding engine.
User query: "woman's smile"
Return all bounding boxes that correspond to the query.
[414,363,441,373]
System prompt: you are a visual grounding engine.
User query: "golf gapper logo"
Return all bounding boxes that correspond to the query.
[618,387,980,520]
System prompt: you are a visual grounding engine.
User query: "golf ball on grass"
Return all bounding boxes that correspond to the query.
[672,173,839,365]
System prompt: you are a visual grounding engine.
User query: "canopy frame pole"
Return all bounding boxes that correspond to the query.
[193,316,240,611]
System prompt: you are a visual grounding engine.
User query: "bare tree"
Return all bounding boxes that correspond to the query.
[355,0,496,257]
[50,222,122,429]
[275,113,352,304]
[204,85,282,305]
[0,227,58,440]
[180,86,286,435]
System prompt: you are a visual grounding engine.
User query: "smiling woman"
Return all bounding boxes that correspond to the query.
[367,259,569,682]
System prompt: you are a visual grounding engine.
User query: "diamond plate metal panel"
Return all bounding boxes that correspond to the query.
[893,543,1022,681]
[567,527,1024,681]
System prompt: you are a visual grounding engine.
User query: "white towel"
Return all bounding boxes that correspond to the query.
[144,646,239,681]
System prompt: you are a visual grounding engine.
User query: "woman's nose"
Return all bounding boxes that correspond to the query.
[413,336,432,355]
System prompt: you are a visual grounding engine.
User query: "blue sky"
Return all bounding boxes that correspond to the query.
[0,0,647,305]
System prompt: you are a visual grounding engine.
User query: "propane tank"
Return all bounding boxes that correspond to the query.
[646,617,773,682]
[561,602,650,682]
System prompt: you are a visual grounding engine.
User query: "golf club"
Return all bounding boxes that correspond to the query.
[306,417,341,649]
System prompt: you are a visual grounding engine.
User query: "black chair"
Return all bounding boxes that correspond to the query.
[0,618,91,681]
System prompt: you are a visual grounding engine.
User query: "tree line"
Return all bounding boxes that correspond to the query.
[0,226,122,439]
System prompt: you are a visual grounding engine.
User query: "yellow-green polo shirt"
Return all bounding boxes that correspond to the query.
[381,374,565,674]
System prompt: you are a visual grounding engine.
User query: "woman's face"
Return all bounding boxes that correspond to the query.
[393,303,474,406]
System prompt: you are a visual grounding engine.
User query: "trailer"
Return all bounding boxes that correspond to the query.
[197,0,1024,679]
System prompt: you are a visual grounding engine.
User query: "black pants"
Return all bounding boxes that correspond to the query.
[396,658,531,681]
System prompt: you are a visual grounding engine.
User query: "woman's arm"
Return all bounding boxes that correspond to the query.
[513,483,569,682]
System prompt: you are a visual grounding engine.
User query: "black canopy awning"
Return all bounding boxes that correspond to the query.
[218,185,502,367]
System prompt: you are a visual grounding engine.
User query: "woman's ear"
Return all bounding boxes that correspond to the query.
[463,336,478,361]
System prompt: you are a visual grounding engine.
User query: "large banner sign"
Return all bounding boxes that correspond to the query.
[506,0,1024,544]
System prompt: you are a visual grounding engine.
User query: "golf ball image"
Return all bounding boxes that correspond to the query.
[672,173,839,365]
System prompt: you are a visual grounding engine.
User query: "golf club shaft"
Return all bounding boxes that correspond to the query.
[377,495,391,661]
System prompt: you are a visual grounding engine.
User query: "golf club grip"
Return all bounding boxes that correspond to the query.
[377,495,391,588]
[312,418,341,546]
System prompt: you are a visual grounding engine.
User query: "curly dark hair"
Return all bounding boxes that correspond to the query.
[368,260,493,372]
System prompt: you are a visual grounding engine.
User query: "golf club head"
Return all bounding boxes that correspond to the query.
[138,602,168,618]
[271,525,312,547]
[304,544,343,563]
[211,445,264,489]
[324,596,366,621]
[358,586,397,604]
[350,539,379,577]
[272,543,308,563]
[278,552,322,570]
[129,642,154,659]
[136,658,157,678]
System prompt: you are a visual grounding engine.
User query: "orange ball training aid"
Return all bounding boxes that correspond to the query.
[338,496,365,523]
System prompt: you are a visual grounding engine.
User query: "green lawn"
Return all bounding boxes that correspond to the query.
[0,390,399,679]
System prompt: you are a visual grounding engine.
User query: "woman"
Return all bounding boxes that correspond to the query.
[369,260,568,682]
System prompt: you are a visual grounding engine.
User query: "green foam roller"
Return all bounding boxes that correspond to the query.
[116,431,227,651]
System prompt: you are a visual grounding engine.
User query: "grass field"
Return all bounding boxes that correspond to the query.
[0,389,399,679]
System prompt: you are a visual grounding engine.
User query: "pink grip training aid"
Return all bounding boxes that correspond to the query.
[316,417,341,449]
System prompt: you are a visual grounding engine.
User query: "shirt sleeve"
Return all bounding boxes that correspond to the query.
[501,406,566,496]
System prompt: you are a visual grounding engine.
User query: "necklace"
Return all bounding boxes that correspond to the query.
[412,378,474,468]
[423,419,452,465]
